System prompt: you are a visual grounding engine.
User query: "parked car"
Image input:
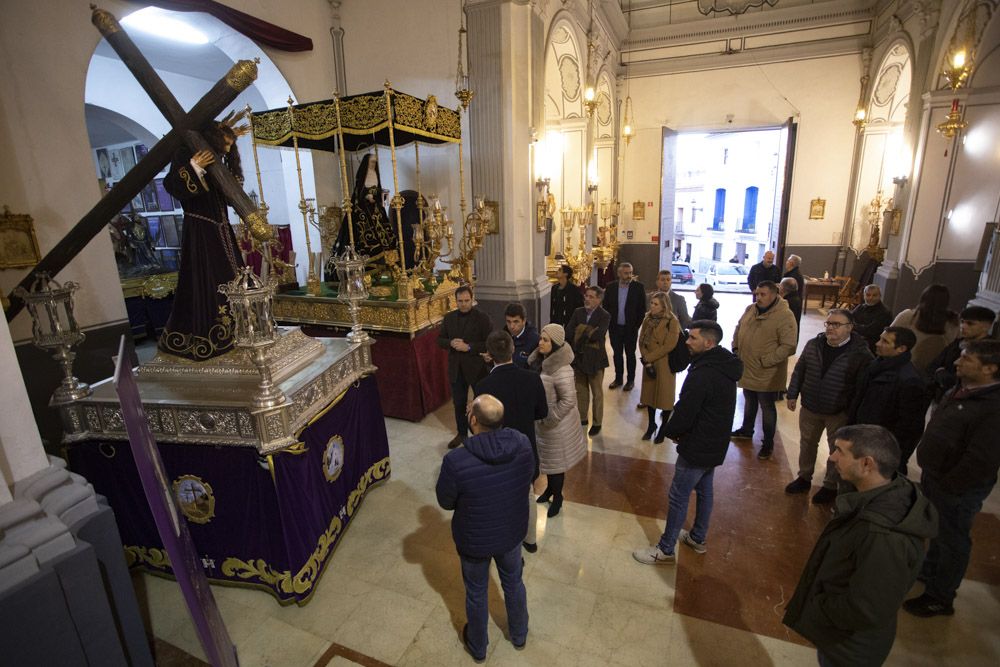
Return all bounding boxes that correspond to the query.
[670,262,694,285]
[707,263,750,291]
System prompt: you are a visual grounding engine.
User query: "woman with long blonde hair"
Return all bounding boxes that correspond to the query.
[639,292,681,443]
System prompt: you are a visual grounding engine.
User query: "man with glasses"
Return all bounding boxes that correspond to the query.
[785,309,873,504]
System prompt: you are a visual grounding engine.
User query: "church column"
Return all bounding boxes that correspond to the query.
[0,315,49,491]
[465,0,549,326]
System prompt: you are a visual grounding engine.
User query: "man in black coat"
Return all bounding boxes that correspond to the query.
[780,277,802,336]
[438,285,493,449]
[905,340,1000,618]
[848,327,927,474]
[436,395,534,659]
[925,305,996,402]
[633,321,743,565]
[783,254,804,298]
[851,284,893,353]
[603,262,646,390]
[549,264,584,326]
[748,251,782,293]
[566,286,611,436]
[475,330,548,552]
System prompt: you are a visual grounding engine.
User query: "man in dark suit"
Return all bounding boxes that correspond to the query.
[438,285,493,449]
[566,286,611,436]
[475,330,548,552]
[602,262,646,391]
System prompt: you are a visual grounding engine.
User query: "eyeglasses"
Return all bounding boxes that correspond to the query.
[824,321,850,328]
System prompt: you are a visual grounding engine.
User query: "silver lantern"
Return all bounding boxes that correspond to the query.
[14,273,91,405]
[332,246,369,344]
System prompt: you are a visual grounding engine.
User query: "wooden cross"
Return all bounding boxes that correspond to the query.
[5,5,272,321]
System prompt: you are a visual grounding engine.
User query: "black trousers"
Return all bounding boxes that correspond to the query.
[609,323,639,383]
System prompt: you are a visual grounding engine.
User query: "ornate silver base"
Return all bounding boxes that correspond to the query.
[59,327,376,454]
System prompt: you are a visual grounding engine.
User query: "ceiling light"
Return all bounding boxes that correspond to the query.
[121,7,209,45]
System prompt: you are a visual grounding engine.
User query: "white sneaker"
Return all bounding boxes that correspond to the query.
[679,529,707,554]
[632,545,676,565]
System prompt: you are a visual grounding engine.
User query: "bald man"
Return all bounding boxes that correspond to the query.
[436,394,535,660]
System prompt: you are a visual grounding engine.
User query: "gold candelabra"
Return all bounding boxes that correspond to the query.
[560,206,595,284]
[937,47,973,139]
[865,190,887,262]
[412,195,454,286]
[594,198,621,270]
[444,197,494,284]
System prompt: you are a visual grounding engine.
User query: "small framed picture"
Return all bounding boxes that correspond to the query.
[632,201,645,220]
[143,183,159,212]
[809,198,826,220]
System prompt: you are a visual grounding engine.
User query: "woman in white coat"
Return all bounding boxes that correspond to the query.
[529,323,587,517]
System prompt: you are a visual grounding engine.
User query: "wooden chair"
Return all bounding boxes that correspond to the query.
[834,276,862,308]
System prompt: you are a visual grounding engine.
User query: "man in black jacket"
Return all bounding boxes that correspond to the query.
[783,254,804,298]
[475,330,548,552]
[502,303,540,369]
[851,284,893,353]
[848,327,927,474]
[566,286,611,436]
[905,340,1000,618]
[633,321,742,564]
[780,277,802,336]
[603,262,646,390]
[436,394,534,659]
[438,285,493,449]
[925,305,996,402]
[786,309,874,504]
[784,425,936,666]
[549,264,584,326]
[748,250,782,293]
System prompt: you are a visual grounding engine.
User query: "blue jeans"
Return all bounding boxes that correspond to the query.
[657,455,715,555]
[740,390,778,446]
[920,473,995,604]
[459,544,528,658]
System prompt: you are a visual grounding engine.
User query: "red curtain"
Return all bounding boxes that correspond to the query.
[144,1,313,52]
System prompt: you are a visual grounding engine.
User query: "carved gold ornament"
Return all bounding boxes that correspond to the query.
[90,5,122,36]
[424,95,439,130]
[226,59,260,92]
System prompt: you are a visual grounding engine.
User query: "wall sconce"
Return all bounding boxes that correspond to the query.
[852,106,867,131]
[937,47,973,139]
[892,174,908,187]
[536,177,551,233]
[584,85,598,117]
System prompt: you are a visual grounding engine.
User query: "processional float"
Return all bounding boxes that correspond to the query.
[247,82,497,337]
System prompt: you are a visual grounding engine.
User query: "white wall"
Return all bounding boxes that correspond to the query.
[621,53,861,250]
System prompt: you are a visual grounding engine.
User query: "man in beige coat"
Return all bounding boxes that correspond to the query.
[731,281,799,460]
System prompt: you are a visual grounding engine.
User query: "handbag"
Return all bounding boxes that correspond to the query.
[668,329,691,374]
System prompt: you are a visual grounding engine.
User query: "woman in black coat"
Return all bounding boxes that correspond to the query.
[692,283,719,321]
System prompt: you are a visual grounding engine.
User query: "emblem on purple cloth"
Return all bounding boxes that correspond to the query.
[323,435,345,482]
[173,475,216,524]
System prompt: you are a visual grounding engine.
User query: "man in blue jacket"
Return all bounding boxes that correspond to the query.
[633,320,743,564]
[436,394,535,661]
[502,303,540,369]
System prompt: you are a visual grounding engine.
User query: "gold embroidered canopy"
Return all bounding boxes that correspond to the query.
[251,90,461,151]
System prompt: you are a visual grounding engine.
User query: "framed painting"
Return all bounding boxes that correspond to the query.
[809,198,826,220]
[632,201,645,220]
[0,207,42,269]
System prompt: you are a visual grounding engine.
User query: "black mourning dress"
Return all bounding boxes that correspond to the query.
[332,153,398,267]
[158,150,244,361]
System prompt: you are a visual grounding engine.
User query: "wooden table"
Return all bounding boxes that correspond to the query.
[803,279,842,311]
